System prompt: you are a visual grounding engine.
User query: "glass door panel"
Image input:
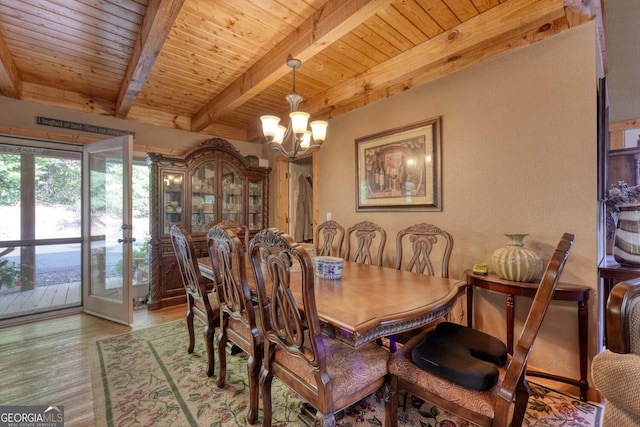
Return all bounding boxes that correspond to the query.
[191,161,216,233]
[222,162,243,223]
[162,171,184,235]
[83,135,133,325]
[248,179,263,230]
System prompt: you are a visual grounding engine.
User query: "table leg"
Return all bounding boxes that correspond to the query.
[466,286,474,328]
[578,300,589,401]
[506,293,515,354]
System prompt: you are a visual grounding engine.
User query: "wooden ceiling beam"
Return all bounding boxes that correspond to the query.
[115,0,185,118]
[0,30,22,99]
[190,0,394,132]
[304,0,567,116]
[323,17,570,120]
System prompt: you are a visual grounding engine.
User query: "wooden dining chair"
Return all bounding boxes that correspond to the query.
[385,232,575,427]
[314,220,345,257]
[389,223,454,351]
[206,225,262,424]
[343,220,387,266]
[170,224,219,377]
[217,219,249,249]
[249,228,390,427]
[395,223,453,276]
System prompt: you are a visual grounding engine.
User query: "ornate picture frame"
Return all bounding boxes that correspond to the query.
[356,117,442,211]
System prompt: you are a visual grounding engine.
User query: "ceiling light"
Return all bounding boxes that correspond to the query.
[260,58,328,160]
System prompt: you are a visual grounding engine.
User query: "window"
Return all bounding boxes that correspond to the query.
[0,138,83,320]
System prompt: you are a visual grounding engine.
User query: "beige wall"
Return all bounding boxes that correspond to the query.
[313,23,598,381]
[0,96,263,159]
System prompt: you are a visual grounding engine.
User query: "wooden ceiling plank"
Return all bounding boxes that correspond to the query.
[339,32,391,65]
[418,0,462,30]
[8,42,126,83]
[191,0,394,132]
[351,23,399,59]
[393,0,445,39]
[365,14,418,51]
[1,19,132,63]
[115,0,185,118]
[377,4,430,45]
[325,16,568,119]
[2,1,139,43]
[304,0,566,113]
[443,0,481,22]
[180,1,292,48]
[6,32,128,75]
[48,0,143,31]
[0,4,136,52]
[469,0,501,13]
[0,29,22,98]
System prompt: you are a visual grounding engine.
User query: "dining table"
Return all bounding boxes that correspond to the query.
[198,256,466,349]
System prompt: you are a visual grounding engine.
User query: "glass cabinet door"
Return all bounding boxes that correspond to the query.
[221,162,242,223]
[162,171,184,234]
[191,161,216,233]
[248,179,263,230]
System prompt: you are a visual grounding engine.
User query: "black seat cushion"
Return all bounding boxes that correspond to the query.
[411,322,508,391]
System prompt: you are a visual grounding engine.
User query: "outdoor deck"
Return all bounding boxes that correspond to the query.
[0,282,81,319]
[0,281,149,321]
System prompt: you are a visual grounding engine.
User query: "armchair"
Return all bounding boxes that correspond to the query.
[592,278,640,426]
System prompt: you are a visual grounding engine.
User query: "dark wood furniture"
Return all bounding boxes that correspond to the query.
[386,233,575,427]
[249,228,391,427]
[314,220,345,257]
[169,224,219,377]
[343,220,387,266]
[592,278,640,423]
[598,255,640,345]
[147,138,270,310]
[198,255,464,349]
[206,225,262,424]
[389,222,454,351]
[464,269,590,401]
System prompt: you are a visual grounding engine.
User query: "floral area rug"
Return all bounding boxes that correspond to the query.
[91,320,602,427]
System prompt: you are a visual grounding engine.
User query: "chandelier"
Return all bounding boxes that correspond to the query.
[260,58,328,160]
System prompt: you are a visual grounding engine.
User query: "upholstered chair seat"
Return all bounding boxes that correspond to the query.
[388,328,510,419]
[274,335,389,408]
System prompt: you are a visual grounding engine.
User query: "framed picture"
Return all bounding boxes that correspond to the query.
[356,117,441,211]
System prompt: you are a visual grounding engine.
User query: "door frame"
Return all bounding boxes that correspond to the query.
[276,151,319,238]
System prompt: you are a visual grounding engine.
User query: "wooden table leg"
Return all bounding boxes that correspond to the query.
[506,293,515,354]
[578,300,589,401]
[467,286,474,328]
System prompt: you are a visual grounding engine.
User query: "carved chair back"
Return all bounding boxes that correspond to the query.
[170,223,217,377]
[217,219,249,249]
[315,220,345,257]
[206,225,261,423]
[343,221,387,266]
[395,223,453,277]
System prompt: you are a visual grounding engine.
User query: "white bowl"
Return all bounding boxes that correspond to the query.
[314,256,344,280]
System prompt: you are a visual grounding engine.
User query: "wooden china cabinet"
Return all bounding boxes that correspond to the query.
[146,137,270,310]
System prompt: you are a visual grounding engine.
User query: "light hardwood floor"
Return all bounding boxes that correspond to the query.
[0,305,597,427]
[0,305,185,426]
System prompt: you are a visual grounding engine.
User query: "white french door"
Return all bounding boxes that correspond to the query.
[82,135,133,325]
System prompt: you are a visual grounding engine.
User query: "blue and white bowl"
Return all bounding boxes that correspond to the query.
[314,256,344,280]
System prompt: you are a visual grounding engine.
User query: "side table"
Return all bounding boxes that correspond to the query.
[464,270,590,401]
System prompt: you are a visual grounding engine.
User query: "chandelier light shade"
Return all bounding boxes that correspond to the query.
[260,58,328,160]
